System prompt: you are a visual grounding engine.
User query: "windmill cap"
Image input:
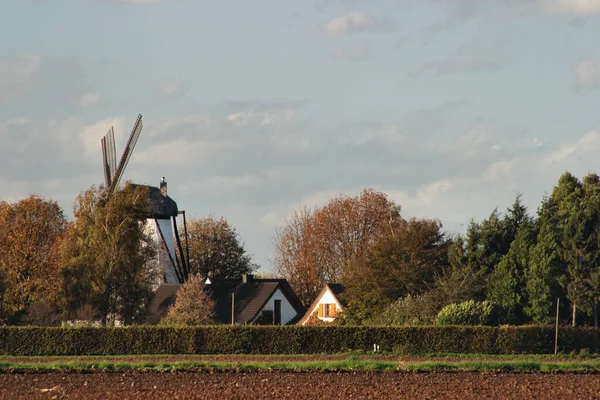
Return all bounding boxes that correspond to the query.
[130,183,178,218]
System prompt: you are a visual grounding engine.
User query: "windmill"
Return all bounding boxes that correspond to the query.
[100,114,190,285]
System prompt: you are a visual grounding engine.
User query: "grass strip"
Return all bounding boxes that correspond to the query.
[1,359,600,373]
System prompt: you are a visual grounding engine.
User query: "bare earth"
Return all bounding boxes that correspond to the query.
[1,371,599,400]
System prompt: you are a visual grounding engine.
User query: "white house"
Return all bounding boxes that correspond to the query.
[298,283,346,325]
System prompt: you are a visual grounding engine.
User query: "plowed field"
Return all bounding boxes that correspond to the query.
[1,371,599,399]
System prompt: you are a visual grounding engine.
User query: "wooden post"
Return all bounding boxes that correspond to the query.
[231,293,235,326]
[555,298,560,355]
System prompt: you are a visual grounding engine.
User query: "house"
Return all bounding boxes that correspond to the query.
[298,283,346,325]
[146,274,305,325]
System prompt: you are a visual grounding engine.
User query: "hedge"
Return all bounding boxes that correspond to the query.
[0,325,598,356]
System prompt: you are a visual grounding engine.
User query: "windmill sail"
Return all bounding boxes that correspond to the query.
[109,114,143,195]
[101,127,117,188]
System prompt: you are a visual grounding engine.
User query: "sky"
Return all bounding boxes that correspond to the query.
[2,0,600,271]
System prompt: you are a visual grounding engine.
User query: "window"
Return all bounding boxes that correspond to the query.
[274,300,281,325]
[318,303,337,318]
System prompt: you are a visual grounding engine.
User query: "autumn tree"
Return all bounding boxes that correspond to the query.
[60,183,158,325]
[341,217,449,323]
[0,196,67,320]
[272,207,326,306]
[185,216,256,279]
[272,189,399,306]
[161,275,215,325]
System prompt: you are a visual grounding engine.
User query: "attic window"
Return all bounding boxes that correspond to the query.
[318,303,337,318]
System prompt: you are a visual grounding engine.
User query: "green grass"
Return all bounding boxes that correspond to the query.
[1,358,600,373]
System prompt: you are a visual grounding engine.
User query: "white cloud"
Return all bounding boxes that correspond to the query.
[79,91,102,108]
[323,12,380,36]
[529,138,543,148]
[0,54,40,105]
[158,81,184,99]
[330,43,371,62]
[575,60,600,87]
[541,0,600,15]
[79,117,127,158]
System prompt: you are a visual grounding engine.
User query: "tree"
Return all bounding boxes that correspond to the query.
[272,189,399,305]
[342,217,448,317]
[0,196,67,319]
[525,173,581,324]
[562,173,600,326]
[272,207,327,306]
[161,275,215,325]
[186,216,256,280]
[488,219,536,324]
[60,183,158,325]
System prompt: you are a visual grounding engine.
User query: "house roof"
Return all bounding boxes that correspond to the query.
[145,277,305,325]
[209,278,305,324]
[297,283,346,325]
[145,284,181,324]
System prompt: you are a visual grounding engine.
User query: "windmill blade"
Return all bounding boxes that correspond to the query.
[109,114,143,195]
[107,127,117,181]
[101,127,117,188]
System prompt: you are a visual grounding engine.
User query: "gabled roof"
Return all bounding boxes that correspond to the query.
[208,278,305,324]
[297,283,346,325]
[145,284,181,324]
[145,277,305,325]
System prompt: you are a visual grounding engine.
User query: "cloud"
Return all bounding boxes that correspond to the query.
[540,0,600,15]
[323,12,383,36]
[79,91,102,108]
[412,33,509,76]
[575,60,600,87]
[0,54,40,106]
[330,43,371,62]
[157,81,184,100]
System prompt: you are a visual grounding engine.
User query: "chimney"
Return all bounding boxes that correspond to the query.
[242,274,254,284]
[160,177,167,197]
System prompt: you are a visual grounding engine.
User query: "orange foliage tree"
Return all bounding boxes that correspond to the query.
[272,189,400,306]
[0,196,67,318]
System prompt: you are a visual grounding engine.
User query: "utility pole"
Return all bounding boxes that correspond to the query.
[555,298,560,355]
[231,293,235,326]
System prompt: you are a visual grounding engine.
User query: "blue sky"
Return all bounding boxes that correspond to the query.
[2,0,600,270]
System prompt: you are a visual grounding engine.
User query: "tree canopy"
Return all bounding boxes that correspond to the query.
[185,216,256,280]
[59,183,158,325]
[0,196,67,320]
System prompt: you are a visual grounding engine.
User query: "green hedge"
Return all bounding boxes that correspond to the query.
[0,325,598,356]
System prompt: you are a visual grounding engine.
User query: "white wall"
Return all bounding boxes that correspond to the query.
[301,288,343,325]
[145,218,180,285]
[257,288,298,325]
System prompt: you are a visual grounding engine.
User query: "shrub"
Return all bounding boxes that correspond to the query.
[436,300,503,326]
[160,276,215,326]
[0,325,598,356]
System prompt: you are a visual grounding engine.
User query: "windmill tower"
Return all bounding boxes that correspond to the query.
[100,114,190,286]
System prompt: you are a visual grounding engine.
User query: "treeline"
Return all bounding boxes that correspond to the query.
[3,171,600,327]
[0,183,255,326]
[272,172,600,327]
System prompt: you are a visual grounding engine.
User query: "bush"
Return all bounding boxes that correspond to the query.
[160,276,215,326]
[436,300,503,326]
[0,325,598,356]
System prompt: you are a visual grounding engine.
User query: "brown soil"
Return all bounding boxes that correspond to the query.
[1,371,599,400]
[1,354,595,364]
